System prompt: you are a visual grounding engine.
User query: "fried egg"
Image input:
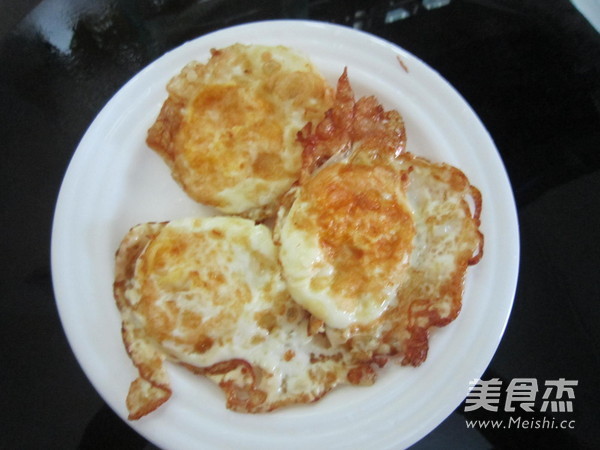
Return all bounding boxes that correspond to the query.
[146,44,333,220]
[114,217,365,418]
[276,71,483,366]
[278,162,416,328]
[114,64,485,419]
[323,153,483,366]
[278,155,482,331]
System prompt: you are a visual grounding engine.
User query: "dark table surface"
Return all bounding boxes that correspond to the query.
[2,0,599,448]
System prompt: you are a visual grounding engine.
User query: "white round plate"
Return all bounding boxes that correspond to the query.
[51,20,519,450]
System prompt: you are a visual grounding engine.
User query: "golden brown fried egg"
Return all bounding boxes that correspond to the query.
[146,44,333,220]
[278,162,416,328]
[114,217,367,418]
[276,71,483,366]
[114,64,484,419]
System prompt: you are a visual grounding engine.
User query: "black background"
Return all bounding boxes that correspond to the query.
[1,0,599,448]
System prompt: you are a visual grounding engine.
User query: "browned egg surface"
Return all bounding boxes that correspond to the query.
[277,70,483,362]
[146,44,333,220]
[115,62,484,419]
[114,218,379,418]
[278,161,416,327]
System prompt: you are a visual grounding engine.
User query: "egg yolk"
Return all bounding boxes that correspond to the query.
[282,162,415,327]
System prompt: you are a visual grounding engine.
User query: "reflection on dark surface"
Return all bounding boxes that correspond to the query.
[1,0,599,448]
[79,404,148,450]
